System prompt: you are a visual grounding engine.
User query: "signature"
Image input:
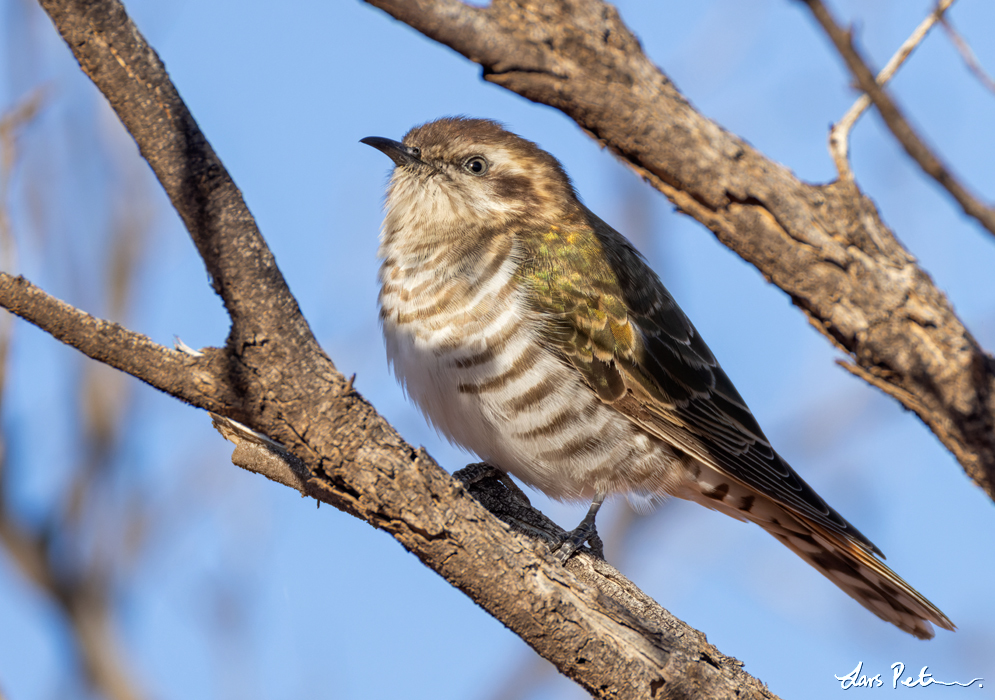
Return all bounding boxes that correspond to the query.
[836,661,983,689]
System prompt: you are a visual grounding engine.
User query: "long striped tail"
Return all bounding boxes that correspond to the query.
[686,480,954,639]
[763,505,953,638]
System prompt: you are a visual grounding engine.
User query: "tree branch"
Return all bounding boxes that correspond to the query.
[0,169,150,700]
[362,0,995,501]
[2,0,785,695]
[0,509,146,700]
[0,273,241,414]
[35,0,317,355]
[802,0,995,237]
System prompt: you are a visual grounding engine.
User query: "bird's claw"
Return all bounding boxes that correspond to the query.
[551,521,601,563]
[552,493,606,563]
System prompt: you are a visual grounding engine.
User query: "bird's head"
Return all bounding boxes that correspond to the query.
[363,117,580,252]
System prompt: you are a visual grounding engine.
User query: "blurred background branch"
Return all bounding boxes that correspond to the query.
[0,85,149,700]
[939,9,995,95]
[0,7,259,695]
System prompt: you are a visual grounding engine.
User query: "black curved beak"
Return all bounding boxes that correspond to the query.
[360,136,423,167]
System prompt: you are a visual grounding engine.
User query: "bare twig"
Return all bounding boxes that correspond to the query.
[211,413,312,493]
[829,0,954,176]
[802,0,995,237]
[0,91,46,398]
[939,13,995,96]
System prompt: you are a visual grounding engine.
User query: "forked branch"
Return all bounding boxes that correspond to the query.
[802,0,995,237]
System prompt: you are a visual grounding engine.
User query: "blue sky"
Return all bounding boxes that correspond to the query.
[1,0,994,698]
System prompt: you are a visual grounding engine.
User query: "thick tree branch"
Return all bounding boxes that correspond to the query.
[36,0,318,358]
[362,0,995,500]
[802,0,995,237]
[1,0,784,696]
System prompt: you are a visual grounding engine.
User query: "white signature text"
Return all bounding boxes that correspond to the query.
[835,662,983,689]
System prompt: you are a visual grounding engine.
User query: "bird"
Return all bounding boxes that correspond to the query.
[361,116,954,639]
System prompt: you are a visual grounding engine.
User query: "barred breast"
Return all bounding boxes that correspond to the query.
[378,232,689,501]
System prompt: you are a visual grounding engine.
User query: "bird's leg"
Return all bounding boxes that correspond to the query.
[553,493,605,563]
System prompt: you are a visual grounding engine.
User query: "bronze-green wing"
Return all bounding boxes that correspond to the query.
[520,209,881,556]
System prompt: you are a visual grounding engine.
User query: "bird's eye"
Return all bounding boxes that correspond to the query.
[463,156,489,176]
[408,146,421,158]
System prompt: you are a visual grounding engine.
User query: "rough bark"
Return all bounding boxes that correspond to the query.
[0,0,790,696]
[362,0,995,501]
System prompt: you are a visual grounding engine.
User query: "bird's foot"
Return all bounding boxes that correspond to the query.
[552,523,602,562]
[551,494,605,563]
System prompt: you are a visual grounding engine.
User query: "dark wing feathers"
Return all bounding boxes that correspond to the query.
[523,211,881,556]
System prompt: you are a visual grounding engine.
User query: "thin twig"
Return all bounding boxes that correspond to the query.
[939,14,995,96]
[829,0,954,177]
[804,0,995,237]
